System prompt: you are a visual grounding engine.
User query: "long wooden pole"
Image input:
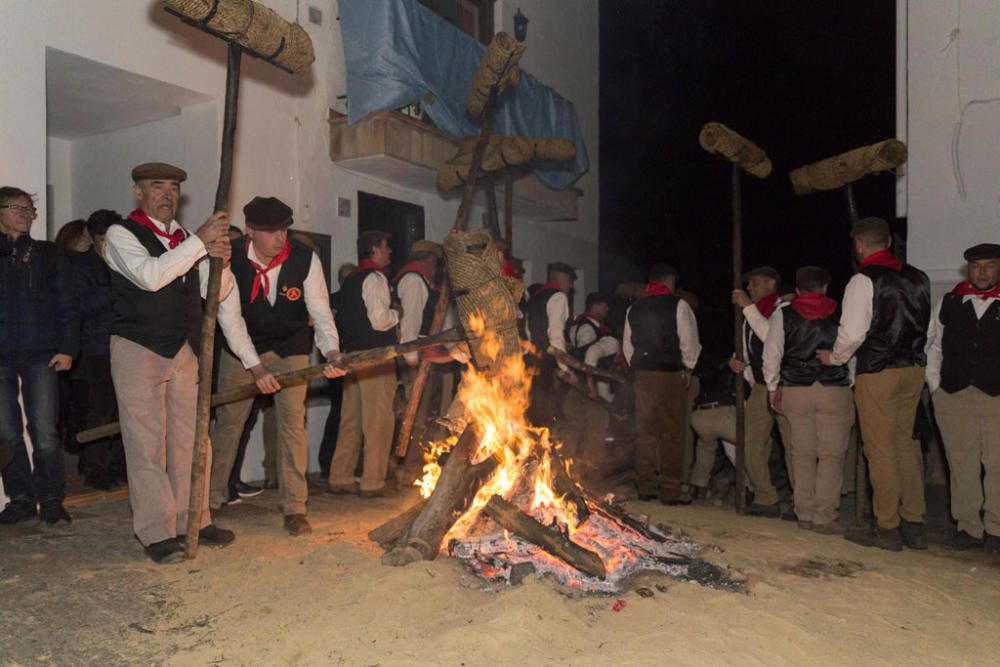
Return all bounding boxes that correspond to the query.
[503,170,514,243]
[185,42,243,559]
[732,164,747,515]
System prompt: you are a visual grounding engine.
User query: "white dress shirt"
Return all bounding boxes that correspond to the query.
[569,317,621,401]
[217,242,340,369]
[740,300,786,386]
[104,215,234,300]
[925,293,999,393]
[362,271,400,332]
[829,272,874,365]
[397,272,429,365]
[526,290,570,370]
[622,298,702,370]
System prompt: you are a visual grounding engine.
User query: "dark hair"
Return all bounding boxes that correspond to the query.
[0,186,34,207]
[86,209,122,238]
[357,230,391,260]
[585,292,608,311]
[54,220,89,253]
[649,263,678,283]
[850,216,890,249]
[795,266,832,293]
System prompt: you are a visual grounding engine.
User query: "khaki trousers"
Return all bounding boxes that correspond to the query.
[634,370,688,500]
[110,336,210,546]
[329,361,397,492]
[781,383,854,525]
[210,350,310,515]
[933,386,1000,538]
[745,384,780,505]
[681,376,700,489]
[855,365,926,529]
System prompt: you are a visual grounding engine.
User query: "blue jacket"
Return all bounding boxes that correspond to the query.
[0,234,79,365]
[68,249,113,358]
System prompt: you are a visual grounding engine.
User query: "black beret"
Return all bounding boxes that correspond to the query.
[963,243,1000,262]
[243,196,293,230]
[357,229,392,258]
[795,265,832,289]
[741,265,781,284]
[549,262,578,280]
[131,162,187,183]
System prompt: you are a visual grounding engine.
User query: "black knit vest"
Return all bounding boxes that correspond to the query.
[743,320,765,385]
[526,287,560,351]
[335,268,397,352]
[939,294,1000,396]
[627,294,683,372]
[856,264,931,375]
[110,219,201,358]
[780,307,850,387]
[229,239,314,358]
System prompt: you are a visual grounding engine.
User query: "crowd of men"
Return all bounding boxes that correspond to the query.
[2,161,999,564]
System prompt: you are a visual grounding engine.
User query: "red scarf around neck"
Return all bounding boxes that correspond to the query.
[644,282,673,298]
[952,280,1000,300]
[791,292,838,320]
[575,312,612,337]
[351,258,386,276]
[247,238,291,304]
[860,249,902,271]
[538,280,564,295]
[755,292,780,318]
[392,260,436,288]
[501,259,522,280]
[128,208,186,249]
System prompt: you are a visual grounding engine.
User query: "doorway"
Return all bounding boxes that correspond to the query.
[358,192,425,279]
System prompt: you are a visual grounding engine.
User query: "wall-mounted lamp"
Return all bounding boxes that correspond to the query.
[514,9,528,42]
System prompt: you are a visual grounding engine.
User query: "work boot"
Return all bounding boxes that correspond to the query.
[745,503,780,518]
[284,514,312,536]
[812,522,844,536]
[844,525,903,552]
[900,520,928,550]
[197,525,235,546]
[984,533,1000,556]
[38,500,72,529]
[262,478,279,490]
[0,500,37,525]
[797,520,814,531]
[943,530,984,551]
[144,538,186,564]
[329,483,358,495]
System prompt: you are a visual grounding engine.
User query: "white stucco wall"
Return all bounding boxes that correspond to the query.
[46,138,74,236]
[901,0,1000,300]
[0,0,599,490]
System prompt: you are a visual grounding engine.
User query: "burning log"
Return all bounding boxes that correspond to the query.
[481,495,607,580]
[368,499,427,551]
[546,346,626,384]
[382,425,498,566]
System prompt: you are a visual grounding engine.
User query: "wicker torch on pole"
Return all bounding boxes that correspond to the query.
[698,122,772,514]
[160,0,315,559]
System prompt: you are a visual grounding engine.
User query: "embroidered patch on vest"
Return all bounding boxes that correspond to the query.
[283,286,302,301]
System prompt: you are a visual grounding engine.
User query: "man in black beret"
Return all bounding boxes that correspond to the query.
[926,242,1000,553]
[526,262,577,428]
[818,217,931,551]
[103,162,234,563]
[213,196,346,535]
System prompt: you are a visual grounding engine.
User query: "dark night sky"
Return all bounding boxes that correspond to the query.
[598,0,896,359]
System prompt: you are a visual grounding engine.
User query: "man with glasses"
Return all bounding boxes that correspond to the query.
[0,186,78,527]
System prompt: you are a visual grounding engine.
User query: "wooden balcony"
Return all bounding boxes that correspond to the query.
[329,111,579,221]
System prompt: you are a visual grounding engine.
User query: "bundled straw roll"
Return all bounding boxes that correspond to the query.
[788,139,907,195]
[163,0,315,73]
[437,136,576,191]
[698,122,772,179]
[465,32,526,118]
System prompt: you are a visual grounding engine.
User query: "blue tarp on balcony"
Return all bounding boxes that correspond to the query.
[338,0,589,191]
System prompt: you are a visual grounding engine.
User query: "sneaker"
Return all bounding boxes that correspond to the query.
[234,480,263,498]
[38,500,72,528]
[144,538,186,564]
[0,500,37,525]
[746,503,781,518]
[844,525,903,552]
[943,530,984,551]
[900,520,928,550]
[283,514,313,536]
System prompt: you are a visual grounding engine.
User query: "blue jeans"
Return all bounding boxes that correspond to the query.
[0,361,66,503]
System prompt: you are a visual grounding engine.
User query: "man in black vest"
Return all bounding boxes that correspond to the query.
[212,197,345,535]
[103,162,235,563]
[765,267,854,533]
[818,217,931,551]
[926,243,1000,552]
[329,231,399,496]
[623,263,702,504]
[394,240,442,379]
[526,262,576,428]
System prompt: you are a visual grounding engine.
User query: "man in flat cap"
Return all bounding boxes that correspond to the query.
[393,239,444,369]
[926,243,1000,553]
[623,263,702,504]
[729,266,793,517]
[212,196,346,535]
[818,217,931,551]
[103,162,234,563]
[329,230,399,496]
[526,262,577,428]
[764,266,854,534]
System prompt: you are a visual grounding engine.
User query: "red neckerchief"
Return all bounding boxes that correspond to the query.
[128,208,186,249]
[502,259,523,280]
[860,249,902,271]
[247,238,291,304]
[755,292,780,318]
[539,280,563,293]
[351,258,386,276]
[575,312,612,337]
[643,282,673,298]
[951,280,1000,300]
[791,292,839,320]
[392,260,436,289]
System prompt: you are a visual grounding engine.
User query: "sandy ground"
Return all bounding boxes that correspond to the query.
[2,482,999,667]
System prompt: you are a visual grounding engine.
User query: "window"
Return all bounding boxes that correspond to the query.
[419,0,494,44]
